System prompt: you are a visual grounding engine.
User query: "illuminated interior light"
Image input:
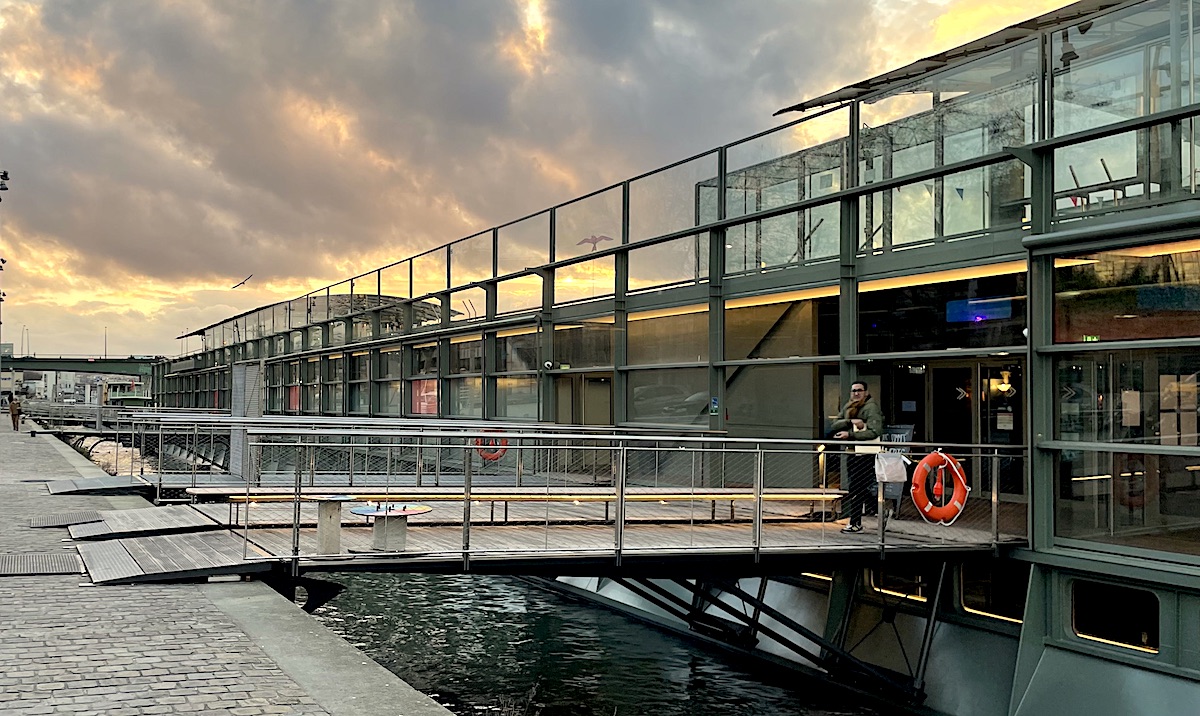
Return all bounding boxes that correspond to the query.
[1076,632,1159,654]
[1071,474,1113,482]
[859,260,1026,293]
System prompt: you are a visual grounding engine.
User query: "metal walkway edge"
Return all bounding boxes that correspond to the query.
[46,475,153,495]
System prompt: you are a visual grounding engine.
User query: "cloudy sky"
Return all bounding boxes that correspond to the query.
[0,0,1068,358]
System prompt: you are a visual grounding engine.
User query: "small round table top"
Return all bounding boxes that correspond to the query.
[350,503,433,517]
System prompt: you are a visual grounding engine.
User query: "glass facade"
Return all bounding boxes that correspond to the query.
[158,0,1200,576]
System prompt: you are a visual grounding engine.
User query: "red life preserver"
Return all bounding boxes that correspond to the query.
[911,451,970,525]
[474,436,508,461]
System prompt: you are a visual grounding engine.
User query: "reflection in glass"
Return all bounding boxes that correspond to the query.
[554,256,615,305]
[555,186,622,261]
[378,381,403,415]
[450,287,487,322]
[627,307,708,365]
[724,292,838,360]
[627,368,708,425]
[725,363,827,440]
[450,232,494,287]
[1054,348,1200,445]
[497,212,550,275]
[859,267,1027,352]
[497,376,539,419]
[448,377,483,417]
[450,338,483,374]
[496,330,538,372]
[497,274,542,315]
[410,378,438,415]
[629,153,718,243]
[553,322,613,368]
[380,261,411,304]
[1055,241,1200,343]
[628,234,708,293]
[413,249,448,297]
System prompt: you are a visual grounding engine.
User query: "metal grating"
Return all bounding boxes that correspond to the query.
[30,511,103,528]
[0,553,83,576]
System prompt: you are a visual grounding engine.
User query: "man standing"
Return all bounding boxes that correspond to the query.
[8,395,21,430]
[828,381,884,533]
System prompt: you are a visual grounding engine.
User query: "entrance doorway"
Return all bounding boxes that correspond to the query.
[886,360,1025,499]
[554,372,613,425]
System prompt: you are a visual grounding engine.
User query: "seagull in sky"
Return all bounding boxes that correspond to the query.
[231,274,253,289]
[577,234,614,251]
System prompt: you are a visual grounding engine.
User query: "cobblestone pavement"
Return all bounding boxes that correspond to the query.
[0,423,451,716]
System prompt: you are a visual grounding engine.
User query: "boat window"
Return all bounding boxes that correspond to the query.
[1072,579,1159,653]
[868,570,927,602]
[961,561,1028,623]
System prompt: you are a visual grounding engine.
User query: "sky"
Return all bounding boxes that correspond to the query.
[0,0,1071,358]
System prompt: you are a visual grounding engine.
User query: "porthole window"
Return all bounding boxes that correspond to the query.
[1072,580,1158,653]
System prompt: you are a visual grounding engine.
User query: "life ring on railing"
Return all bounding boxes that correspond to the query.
[474,436,509,461]
[911,451,970,525]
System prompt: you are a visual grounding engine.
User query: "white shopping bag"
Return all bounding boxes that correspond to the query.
[874,451,909,482]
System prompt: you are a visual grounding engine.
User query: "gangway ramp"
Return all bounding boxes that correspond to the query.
[46,474,153,496]
[77,532,273,585]
[60,505,223,540]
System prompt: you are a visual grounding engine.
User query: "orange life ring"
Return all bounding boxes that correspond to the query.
[474,436,508,461]
[911,451,970,525]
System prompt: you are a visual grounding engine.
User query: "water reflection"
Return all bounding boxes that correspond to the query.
[314,572,878,716]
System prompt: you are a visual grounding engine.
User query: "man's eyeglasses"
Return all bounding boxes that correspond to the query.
[850,388,865,393]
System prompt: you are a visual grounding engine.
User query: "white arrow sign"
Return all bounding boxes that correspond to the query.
[1061,385,1077,400]
[956,388,969,400]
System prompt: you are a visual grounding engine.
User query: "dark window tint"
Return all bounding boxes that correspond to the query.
[1072,580,1158,652]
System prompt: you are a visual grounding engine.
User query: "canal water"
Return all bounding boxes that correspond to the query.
[313,572,880,716]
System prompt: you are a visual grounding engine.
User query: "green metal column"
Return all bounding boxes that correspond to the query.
[838,102,862,390]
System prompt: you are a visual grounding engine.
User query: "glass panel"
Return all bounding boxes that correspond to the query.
[497,274,542,315]
[725,363,830,440]
[552,321,613,368]
[379,350,403,379]
[352,316,371,342]
[1054,240,1200,343]
[497,376,539,419]
[628,234,709,293]
[859,267,1027,352]
[309,291,330,323]
[411,344,439,375]
[379,305,404,337]
[1057,448,1200,559]
[329,321,346,346]
[349,353,370,381]
[555,186,623,261]
[450,338,484,374]
[322,382,344,413]
[496,329,539,372]
[859,159,1028,252]
[450,231,494,287]
[726,202,839,274]
[1052,0,1195,136]
[1054,348,1199,445]
[380,261,411,304]
[416,297,442,328]
[288,299,308,328]
[726,108,848,221]
[629,152,719,243]
[410,378,438,415]
[412,249,448,297]
[1072,580,1159,652]
[861,39,1037,184]
[497,211,550,275]
[379,381,403,415]
[290,331,303,352]
[725,292,839,359]
[627,368,709,424]
[273,304,289,333]
[348,383,369,413]
[352,273,378,313]
[450,287,487,322]
[627,307,708,365]
[554,255,615,305]
[307,326,323,349]
[448,377,483,417]
[324,356,343,382]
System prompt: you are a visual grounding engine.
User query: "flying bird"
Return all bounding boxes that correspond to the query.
[231,274,253,289]
[577,234,614,251]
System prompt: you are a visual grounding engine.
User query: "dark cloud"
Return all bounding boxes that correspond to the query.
[0,0,983,355]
